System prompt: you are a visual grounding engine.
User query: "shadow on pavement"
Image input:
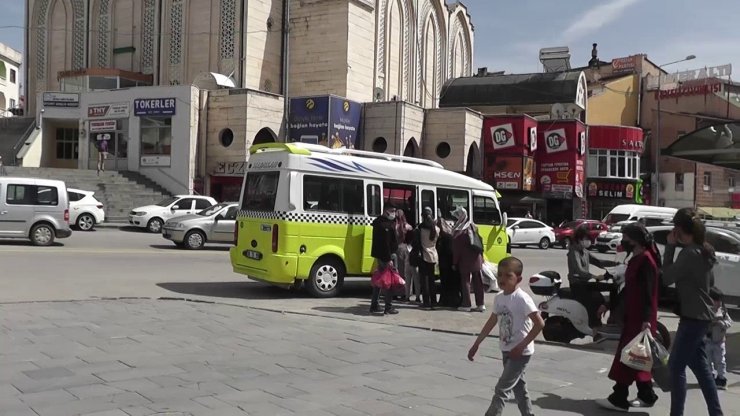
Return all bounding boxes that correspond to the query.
[0,239,64,247]
[149,244,230,252]
[532,393,650,416]
[119,226,151,233]
[157,280,374,301]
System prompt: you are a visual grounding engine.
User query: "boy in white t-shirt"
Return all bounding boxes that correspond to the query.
[468,257,544,416]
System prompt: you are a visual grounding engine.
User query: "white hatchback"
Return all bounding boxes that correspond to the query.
[129,195,218,233]
[68,188,106,231]
[506,218,556,249]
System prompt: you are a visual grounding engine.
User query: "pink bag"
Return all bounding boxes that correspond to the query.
[371,267,406,290]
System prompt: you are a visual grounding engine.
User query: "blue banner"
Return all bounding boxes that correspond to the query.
[328,97,362,149]
[288,96,329,145]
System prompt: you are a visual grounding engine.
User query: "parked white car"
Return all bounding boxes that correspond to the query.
[129,195,218,233]
[649,225,740,307]
[506,218,556,249]
[67,188,105,231]
[163,202,238,249]
[596,217,673,253]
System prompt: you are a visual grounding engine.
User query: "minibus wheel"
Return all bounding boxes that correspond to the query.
[307,257,345,298]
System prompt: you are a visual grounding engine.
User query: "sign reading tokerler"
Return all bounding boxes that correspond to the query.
[133,98,177,116]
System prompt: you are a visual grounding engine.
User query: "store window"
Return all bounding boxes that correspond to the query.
[10,69,16,84]
[703,172,712,191]
[675,173,684,192]
[56,128,79,160]
[140,117,172,156]
[587,149,640,179]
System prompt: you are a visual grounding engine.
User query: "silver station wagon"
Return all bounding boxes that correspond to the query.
[162,202,238,249]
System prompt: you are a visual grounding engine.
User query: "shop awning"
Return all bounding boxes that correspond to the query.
[663,122,740,168]
[697,206,740,219]
[439,71,585,108]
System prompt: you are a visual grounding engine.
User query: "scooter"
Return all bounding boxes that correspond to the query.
[529,266,671,348]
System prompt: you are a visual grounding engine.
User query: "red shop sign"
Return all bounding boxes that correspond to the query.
[589,125,644,153]
[587,181,636,199]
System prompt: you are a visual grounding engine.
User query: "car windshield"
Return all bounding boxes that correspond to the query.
[604,213,630,224]
[155,196,179,207]
[560,221,579,229]
[609,225,622,232]
[198,203,229,216]
[506,219,517,227]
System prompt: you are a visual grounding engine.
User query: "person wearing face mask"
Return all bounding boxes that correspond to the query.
[370,204,400,315]
[662,208,723,416]
[566,225,620,328]
[597,223,661,412]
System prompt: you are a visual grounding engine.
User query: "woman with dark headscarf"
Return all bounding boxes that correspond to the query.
[417,207,440,309]
[663,208,723,416]
[436,209,460,307]
[597,223,661,411]
[451,206,485,312]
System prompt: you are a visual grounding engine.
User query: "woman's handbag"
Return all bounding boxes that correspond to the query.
[468,227,484,255]
[620,329,653,372]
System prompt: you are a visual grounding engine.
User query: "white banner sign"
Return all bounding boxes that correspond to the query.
[89,120,117,133]
[88,102,130,118]
[647,64,732,90]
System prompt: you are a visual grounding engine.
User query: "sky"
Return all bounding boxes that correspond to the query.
[0,0,738,77]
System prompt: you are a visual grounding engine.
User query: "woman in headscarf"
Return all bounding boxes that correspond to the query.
[395,210,419,302]
[596,223,661,412]
[417,207,440,309]
[451,206,485,312]
[436,209,459,307]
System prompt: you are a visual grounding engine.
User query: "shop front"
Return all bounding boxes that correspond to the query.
[482,115,540,218]
[536,120,587,225]
[587,125,645,218]
[86,102,130,171]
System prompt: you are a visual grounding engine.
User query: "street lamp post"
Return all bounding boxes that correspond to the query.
[654,54,696,205]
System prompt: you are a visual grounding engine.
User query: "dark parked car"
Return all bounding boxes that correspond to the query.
[553,219,609,248]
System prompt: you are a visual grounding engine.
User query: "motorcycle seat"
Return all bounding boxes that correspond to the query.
[557,287,576,299]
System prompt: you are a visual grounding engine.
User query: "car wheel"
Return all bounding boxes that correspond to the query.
[306,257,345,298]
[76,213,95,231]
[538,237,551,250]
[147,217,163,233]
[30,223,55,246]
[184,230,206,250]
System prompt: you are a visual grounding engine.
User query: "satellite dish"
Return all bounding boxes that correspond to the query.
[374,87,384,102]
[550,103,565,119]
[565,103,583,119]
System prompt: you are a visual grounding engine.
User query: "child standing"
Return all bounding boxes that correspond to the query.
[708,287,732,390]
[468,257,544,416]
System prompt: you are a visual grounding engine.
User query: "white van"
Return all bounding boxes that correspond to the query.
[0,177,73,245]
[602,204,677,225]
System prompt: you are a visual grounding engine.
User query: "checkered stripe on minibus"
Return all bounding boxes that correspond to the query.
[238,210,374,225]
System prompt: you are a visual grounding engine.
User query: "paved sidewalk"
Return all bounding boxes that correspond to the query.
[1,299,738,416]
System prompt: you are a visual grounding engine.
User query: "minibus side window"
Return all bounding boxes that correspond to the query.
[367,185,381,217]
[473,196,502,225]
[437,188,469,221]
[303,175,364,214]
[382,183,416,226]
[421,190,435,216]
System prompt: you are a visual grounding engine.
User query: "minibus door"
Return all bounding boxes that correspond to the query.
[418,186,437,225]
[362,180,384,273]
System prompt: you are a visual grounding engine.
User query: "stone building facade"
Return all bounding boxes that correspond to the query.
[24,0,475,197]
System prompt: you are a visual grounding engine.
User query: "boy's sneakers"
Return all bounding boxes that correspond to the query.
[716,377,727,390]
[596,397,629,412]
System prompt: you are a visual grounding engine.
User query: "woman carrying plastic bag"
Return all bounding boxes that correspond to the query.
[596,223,661,412]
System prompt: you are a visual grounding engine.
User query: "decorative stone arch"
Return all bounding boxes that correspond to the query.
[375,0,415,101]
[465,142,481,178]
[416,0,446,106]
[32,0,87,87]
[253,127,277,146]
[448,7,473,78]
[403,137,419,157]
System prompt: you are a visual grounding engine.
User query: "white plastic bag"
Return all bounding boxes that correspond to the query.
[480,261,499,293]
[620,329,653,371]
